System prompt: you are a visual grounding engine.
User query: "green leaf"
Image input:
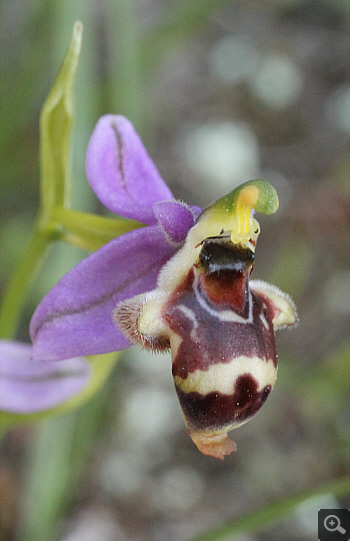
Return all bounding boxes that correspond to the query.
[39,21,83,216]
[189,476,350,541]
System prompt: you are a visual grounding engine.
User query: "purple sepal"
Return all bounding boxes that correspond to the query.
[30,226,176,362]
[86,115,173,224]
[153,200,202,244]
[0,340,90,413]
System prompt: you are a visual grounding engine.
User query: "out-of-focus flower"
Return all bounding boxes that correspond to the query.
[30,115,297,458]
[0,340,90,413]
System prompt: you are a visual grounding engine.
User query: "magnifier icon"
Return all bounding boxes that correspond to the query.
[324,515,346,534]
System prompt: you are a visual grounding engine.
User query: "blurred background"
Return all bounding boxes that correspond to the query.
[0,0,349,540]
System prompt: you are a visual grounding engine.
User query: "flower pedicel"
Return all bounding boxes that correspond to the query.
[30,115,297,459]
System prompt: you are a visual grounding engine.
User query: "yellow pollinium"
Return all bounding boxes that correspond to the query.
[231,185,260,244]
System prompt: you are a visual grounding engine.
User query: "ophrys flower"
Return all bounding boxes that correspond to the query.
[30,115,297,458]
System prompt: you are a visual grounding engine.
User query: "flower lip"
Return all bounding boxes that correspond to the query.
[114,178,294,461]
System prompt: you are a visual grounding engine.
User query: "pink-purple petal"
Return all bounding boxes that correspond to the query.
[86,115,173,224]
[153,201,202,244]
[0,341,91,413]
[30,226,176,362]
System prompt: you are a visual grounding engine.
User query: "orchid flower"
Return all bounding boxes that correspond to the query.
[29,115,297,459]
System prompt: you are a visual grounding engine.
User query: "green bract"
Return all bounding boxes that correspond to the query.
[40,21,82,215]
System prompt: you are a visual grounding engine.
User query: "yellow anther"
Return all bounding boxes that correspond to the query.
[237,204,244,233]
[230,186,259,244]
[243,206,251,233]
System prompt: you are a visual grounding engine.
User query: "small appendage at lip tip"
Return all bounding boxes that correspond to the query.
[189,431,237,460]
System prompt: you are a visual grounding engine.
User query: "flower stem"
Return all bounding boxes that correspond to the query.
[17,357,119,541]
[0,223,58,339]
[0,22,83,340]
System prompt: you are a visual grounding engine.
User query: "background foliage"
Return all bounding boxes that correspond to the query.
[0,1,349,540]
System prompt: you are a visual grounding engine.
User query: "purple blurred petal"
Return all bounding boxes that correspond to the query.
[86,115,173,224]
[153,200,201,244]
[0,341,90,413]
[30,226,176,362]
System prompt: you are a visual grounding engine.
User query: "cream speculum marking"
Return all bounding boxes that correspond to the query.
[114,180,298,460]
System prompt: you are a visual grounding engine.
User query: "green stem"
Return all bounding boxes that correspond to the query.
[0,22,83,341]
[17,359,119,541]
[58,208,141,234]
[0,206,142,339]
[189,476,350,541]
[17,414,77,541]
[0,222,57,339]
